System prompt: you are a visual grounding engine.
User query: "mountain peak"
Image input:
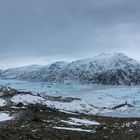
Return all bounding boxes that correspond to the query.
[93,52,129,60]
[76,53,132,65]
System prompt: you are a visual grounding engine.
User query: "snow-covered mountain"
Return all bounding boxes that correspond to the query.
[0,65,43,80]
[1,53,140,85]
[58,53,140,85]
[0,62,68,82]
[30,61,68,82]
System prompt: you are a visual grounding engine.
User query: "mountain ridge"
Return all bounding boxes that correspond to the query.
[1,53,140,85]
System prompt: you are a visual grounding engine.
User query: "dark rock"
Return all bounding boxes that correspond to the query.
[16,102,24,108]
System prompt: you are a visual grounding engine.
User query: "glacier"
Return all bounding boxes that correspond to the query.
[0,79,140,118]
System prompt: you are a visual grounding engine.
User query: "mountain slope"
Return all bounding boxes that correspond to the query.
[58,53,140,85]
[30,61,68,82]
[1,62,68,82]
[1,65,44,80]
[1,53,140,85]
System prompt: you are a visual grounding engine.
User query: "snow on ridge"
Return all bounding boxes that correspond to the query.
[72,53,139,70]
[4,64,43,72]
[1,64,43,79]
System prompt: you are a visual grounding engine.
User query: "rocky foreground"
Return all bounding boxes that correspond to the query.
[0,86,139,140]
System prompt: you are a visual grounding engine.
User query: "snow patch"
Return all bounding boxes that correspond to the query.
[45,99,99,114]
[69,118,100,126]
[61,120,82,126]
[11,94,46,105]
[61,117,100,126]
[0,113,14,122]
[0,99,6,106]
[53,127,94,133]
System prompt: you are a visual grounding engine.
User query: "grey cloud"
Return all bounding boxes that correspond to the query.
[0,0,140,68]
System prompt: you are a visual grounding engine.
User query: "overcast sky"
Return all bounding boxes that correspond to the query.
[0,0,140,68]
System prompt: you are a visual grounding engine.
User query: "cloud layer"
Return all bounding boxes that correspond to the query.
[0,0,140,68]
